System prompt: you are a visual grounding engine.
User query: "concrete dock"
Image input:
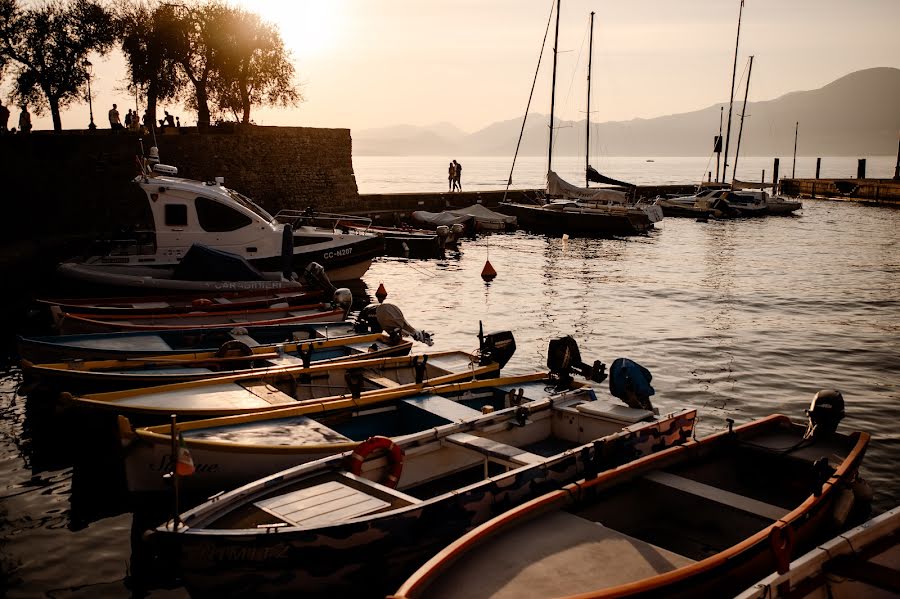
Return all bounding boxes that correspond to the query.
[780,178,900,205]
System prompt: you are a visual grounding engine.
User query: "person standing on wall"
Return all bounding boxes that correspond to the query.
[18,105,31,133]
[448,161,457,192]
[0,100,9,134]
[109,103,122,130]
[453,160,462,192]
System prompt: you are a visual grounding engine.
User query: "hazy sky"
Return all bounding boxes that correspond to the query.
[18,0,900,133]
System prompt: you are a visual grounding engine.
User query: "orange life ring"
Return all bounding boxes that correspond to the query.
[348,435,404,488]
[768,521,796,574]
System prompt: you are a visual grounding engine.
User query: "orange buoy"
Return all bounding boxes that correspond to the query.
[481,260,497,282]
[375,282,388,302]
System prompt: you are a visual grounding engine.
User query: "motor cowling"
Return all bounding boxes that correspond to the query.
[333,288,352,314]
[355,303,381,333]
[608,358,655,411]
[804,389,845,441]
[546,336,607,388]
[479,330,516,369]
[303,262,335,293]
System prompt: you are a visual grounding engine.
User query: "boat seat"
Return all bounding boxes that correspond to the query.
[644,470,786,521]
[228,333,261,347]
[445,432,544,467]
[241,381,299,406]
[576,402,654,424]
[402,395,482,422]
[213,297,232,304]
[363,370,402,389]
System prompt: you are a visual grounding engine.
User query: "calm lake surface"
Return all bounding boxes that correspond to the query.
[1,155,898,597]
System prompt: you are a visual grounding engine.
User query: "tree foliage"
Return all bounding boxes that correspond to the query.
[0,0,116,132]
[118,1,185,126]
[210,7,301,124]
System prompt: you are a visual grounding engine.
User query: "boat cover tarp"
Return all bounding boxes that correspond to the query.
[446,204,516,226]
[173,244,268,281]
[586,165,635,188]
[411,210,472,228]
[732,178,774,190]
[412,204,516,227]
[548,171,630,203]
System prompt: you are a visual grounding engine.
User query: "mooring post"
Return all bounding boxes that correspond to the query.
[857,159,866,179]
[894,133,899,180]
[815,158,821,179]
[772,158,780,195]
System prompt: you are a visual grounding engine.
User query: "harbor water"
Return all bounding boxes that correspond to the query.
[1,155,898,597]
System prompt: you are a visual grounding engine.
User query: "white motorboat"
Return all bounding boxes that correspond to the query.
[59,156,384,283]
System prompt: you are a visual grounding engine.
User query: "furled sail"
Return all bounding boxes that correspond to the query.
[547,171,630,203]
[586,165,635,188]
[732,178,774,190]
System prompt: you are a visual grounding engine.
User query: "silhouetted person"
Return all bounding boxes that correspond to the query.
[448,161,456,192]
[453,160,462,192]
[18,106,31,134]
[109,103,122,130]
[0,100,9,134]
[176,116,181,129]
[165,111,175,127]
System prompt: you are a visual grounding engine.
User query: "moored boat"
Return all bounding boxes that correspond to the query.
[393,391,870,599]
[149,381,696,596]
[17,321,359,363]
[51,289,352,335]
[59,156,384,285]
[65,329,516,418]
[735,503,899,599]
[119,366,598,495]
[21,332,414,392]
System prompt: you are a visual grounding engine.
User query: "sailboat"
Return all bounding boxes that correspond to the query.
[497,3,658,236]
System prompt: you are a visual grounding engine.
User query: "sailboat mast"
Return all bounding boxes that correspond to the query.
[721,0,744,184]
[732,55,753,183]
[548,0,561,177]
[586,11,594,187]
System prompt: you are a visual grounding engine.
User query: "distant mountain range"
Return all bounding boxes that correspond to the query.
[352,67,900,157]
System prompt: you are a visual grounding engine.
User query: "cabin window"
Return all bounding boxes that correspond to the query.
[196,197,253,232]
[294,235,333,246]
[165,204,188,226]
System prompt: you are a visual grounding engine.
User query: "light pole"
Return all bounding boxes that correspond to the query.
[86,61,96,131]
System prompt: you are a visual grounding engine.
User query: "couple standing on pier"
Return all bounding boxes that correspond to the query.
[448,160,462,192]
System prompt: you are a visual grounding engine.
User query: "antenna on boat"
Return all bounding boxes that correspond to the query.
[721,0,745,185]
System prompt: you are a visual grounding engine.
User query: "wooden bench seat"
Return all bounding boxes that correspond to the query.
[644,470,786,521]
[445,432,544,467]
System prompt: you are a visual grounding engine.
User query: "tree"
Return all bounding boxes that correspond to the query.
[211,7,300,124]
[0,0,116,132]
[118,1,185,128]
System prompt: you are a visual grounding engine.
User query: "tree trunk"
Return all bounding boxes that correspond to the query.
[241,87,250,125]
[49,94,62,132]
[195,85,210,129]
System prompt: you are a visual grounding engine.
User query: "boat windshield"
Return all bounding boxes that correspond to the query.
[225,189,275,223]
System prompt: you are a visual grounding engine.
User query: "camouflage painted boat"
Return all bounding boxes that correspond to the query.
[22,332,414,392]
[65,330,516,419]
[119,371,593,495]
[151,398,697,596]
[393,394,870,599]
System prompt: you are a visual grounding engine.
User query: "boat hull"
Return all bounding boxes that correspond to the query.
[497,202,651,236]
[156,410,697,596]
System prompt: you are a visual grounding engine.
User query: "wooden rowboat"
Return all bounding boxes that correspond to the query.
[22,332,413,392]
[735,504,899,599]
[119,372,586,495]
[52,301,349,334]
[66,330,516,419]
[16,321,358,363]
[392,401,870,599]
[35,287,320,316]
[150,392,697,596]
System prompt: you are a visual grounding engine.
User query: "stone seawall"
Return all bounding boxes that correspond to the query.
[0,126,359,244]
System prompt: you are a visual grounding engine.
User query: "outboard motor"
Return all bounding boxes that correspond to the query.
[355,303,381,333]
[303,262,335,294]
[477,322,516,369]
[608,358,655,411]
[355,302,434,346]
[333,288,353,317]
[436,225,450,248]
[546,336,606,389]
[804,389,845,441]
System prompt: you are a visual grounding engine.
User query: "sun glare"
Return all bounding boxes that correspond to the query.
[243,0,342,58]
